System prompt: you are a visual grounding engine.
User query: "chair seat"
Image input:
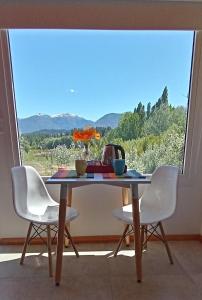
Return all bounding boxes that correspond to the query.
[21,205,79,225]
[112,204,169,225]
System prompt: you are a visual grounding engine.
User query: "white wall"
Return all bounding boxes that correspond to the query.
[1,2,202,238]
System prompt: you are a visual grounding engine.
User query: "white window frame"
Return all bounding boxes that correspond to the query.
[1,1,202,186]
[1,28,200,183]
[182,31,201,183]
[182,31,202,186]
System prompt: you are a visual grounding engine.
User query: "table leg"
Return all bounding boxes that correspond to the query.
[131,184,142,283]
[64,186,72,247]
[122,187,130,246]
[55,184,68,286]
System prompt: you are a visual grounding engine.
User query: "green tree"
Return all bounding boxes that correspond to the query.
[117,112,141,140]
[146,102,151,119]
[136,102,145,128]
[19,135,30,154]
[170,106,186,132]
[106,127,120,141]
[161,86,168,105]
[143,104,173,136]
[128,125,184,173]
[151,86,169,113]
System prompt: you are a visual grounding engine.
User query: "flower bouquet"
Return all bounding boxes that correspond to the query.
[73,127,100,175]
[73,127,100,160]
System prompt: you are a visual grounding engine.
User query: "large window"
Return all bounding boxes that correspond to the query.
[9,30,193,175]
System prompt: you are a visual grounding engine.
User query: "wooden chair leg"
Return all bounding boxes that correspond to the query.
[159,222,174,265]
[65,225,79,258]
[122,188,130,246]
[47,225,53,277]
[114,224,130,257]
[64,225,70,248]
[20,222,33,265]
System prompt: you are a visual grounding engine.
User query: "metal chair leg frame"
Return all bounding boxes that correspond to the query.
[20,222,79,277]
[140,222,174,265]
[114,221,173,264]
[114,224,150,258]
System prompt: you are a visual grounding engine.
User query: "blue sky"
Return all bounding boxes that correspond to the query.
[9,30,193,121]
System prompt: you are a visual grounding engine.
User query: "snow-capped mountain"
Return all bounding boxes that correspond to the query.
[18,112,122,133]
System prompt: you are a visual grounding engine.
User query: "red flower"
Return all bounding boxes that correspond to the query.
[73,127,100,143]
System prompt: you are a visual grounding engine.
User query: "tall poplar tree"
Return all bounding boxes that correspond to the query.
[161,86,168,105]
[147,102,151,118]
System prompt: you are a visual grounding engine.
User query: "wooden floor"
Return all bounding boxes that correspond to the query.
[0,241,202,299]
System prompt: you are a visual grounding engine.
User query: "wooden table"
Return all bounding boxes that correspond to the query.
[47,173,151,285]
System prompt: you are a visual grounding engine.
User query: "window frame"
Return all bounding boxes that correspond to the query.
[181,31,202,185]
[1,2,202,184]
[7,29,197,178]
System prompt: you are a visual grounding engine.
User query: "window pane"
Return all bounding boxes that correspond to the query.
[9,30,193,175]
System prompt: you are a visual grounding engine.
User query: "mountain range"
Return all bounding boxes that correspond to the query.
[18,113,122,134]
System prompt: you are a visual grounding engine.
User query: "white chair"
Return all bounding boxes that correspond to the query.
[11,165,79,277]
[112,165,179,263]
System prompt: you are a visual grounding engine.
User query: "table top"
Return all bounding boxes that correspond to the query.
[46,172,151,185]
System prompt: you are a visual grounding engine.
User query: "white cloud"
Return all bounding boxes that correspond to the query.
[69,88,75,94]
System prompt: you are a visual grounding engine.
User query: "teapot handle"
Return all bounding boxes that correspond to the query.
[115,145,125,159]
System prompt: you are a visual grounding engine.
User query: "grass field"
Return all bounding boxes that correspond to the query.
[22,149,62,176]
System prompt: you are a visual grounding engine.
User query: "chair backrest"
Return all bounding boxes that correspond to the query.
[140,165,179,219]
[11,166,55,218]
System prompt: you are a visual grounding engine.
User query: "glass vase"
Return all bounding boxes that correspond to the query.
[83,143,90,161]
